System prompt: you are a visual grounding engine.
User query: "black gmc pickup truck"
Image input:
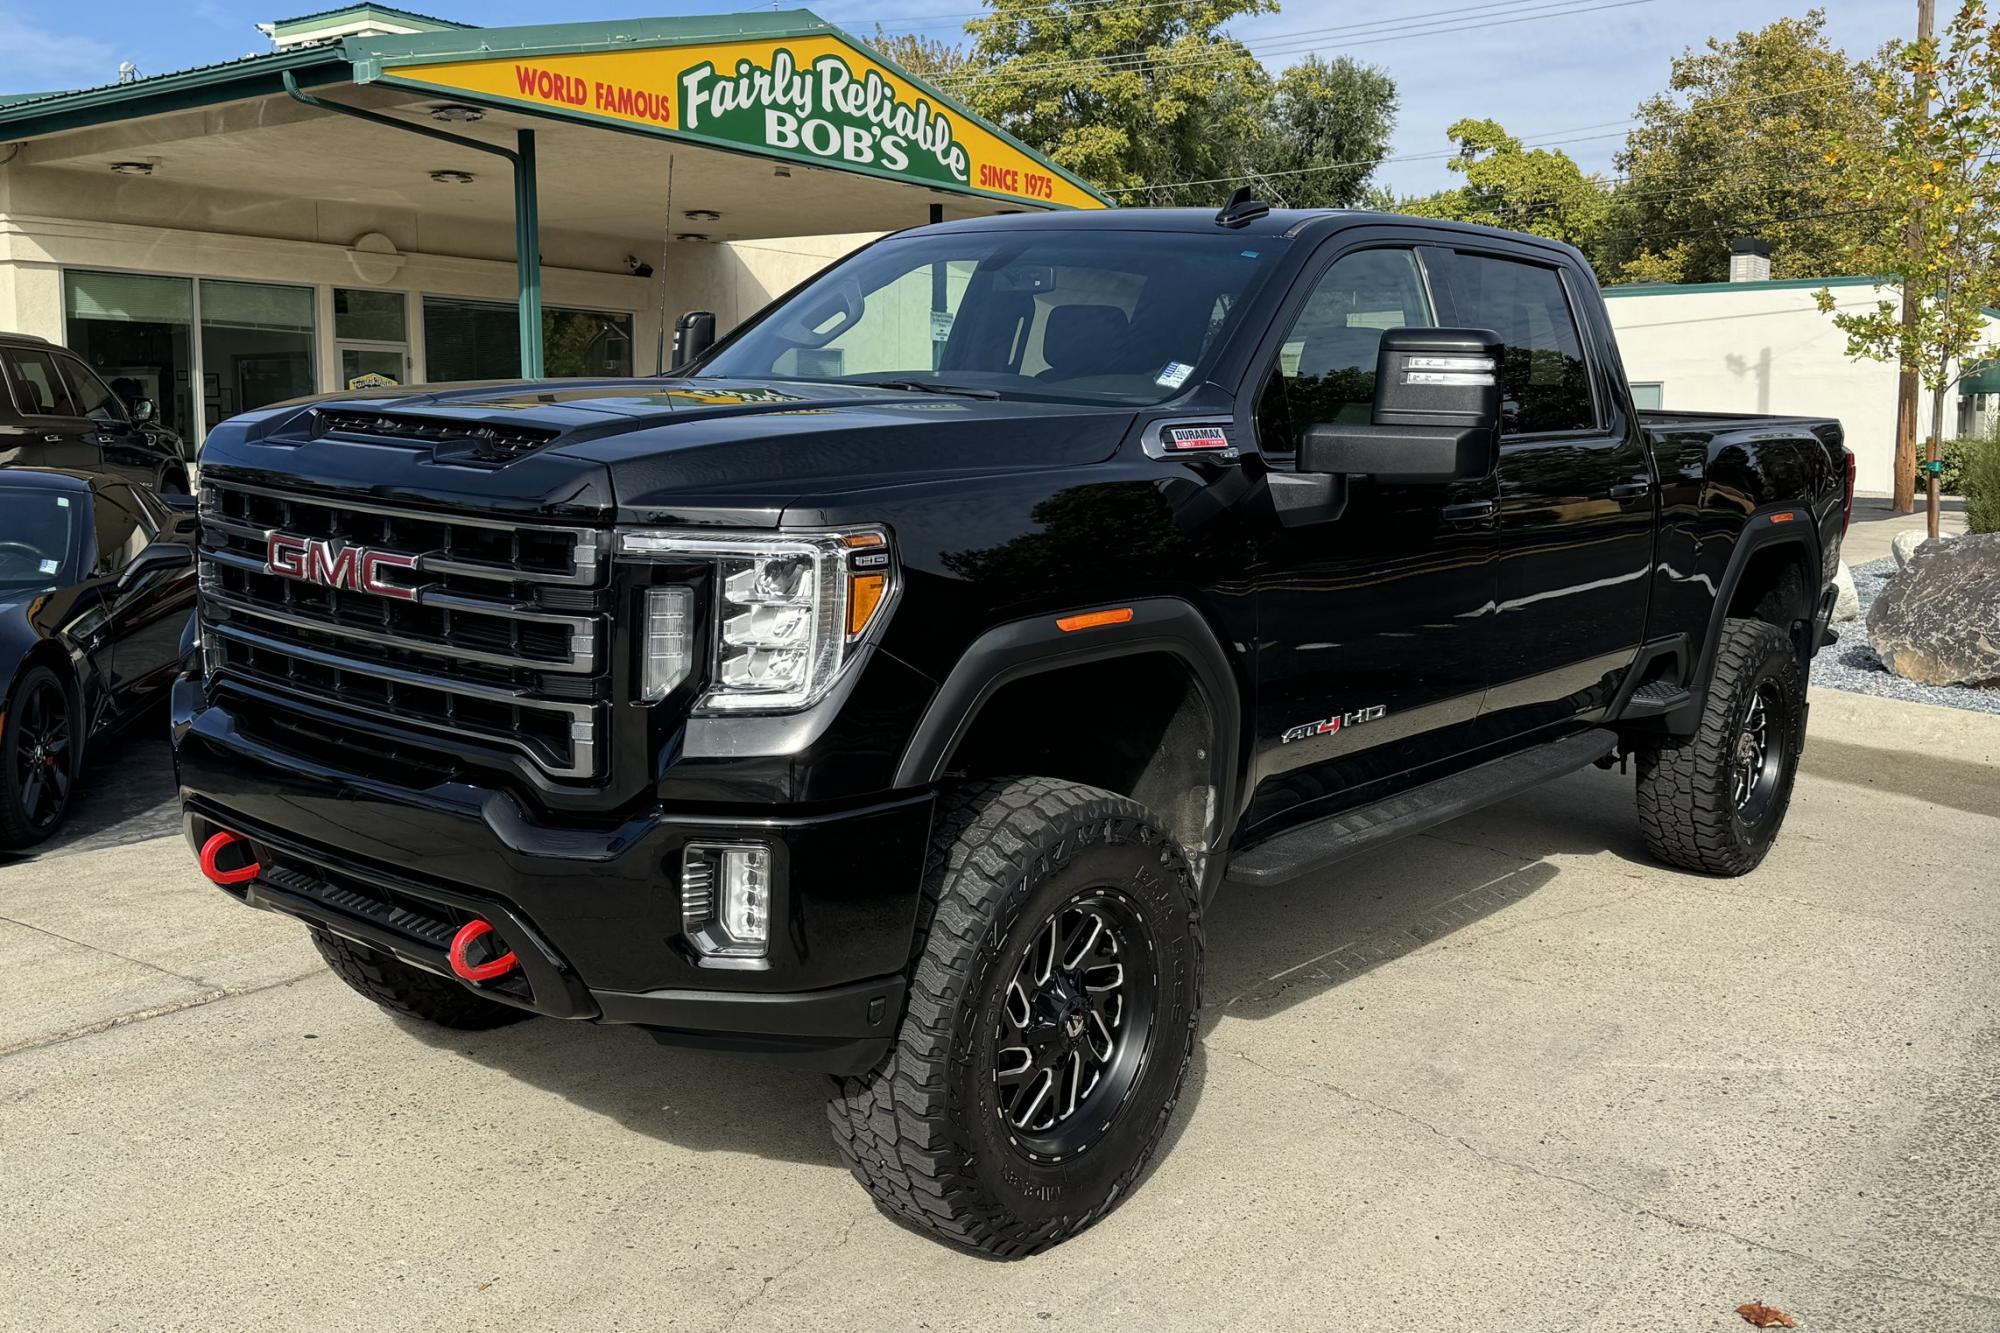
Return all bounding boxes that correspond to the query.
[175,200,1851,1256]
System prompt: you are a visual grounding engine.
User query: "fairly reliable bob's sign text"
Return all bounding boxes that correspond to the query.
[379,34,1105,210]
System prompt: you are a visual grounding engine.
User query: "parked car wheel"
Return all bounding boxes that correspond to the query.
[1635,617,1805,876]
[0,664,79,851]
[310,928,536,1030]
[828,777,1202,1257]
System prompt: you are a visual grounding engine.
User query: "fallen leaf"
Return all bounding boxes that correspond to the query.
[1736,1302,1799,1329]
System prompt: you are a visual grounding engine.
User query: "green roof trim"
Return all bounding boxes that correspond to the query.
[267,5,468,36]
[0,47,351,138]
[1603,275,1893,298]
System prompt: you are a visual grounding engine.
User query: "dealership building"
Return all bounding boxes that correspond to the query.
[0,4,1104,450]
[1604,245,2000,497]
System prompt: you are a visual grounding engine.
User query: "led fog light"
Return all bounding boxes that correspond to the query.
[640,586,694,701]
[682,842,772,961]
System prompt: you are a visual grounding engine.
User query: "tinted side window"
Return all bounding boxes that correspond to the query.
[92,488,150,576]
[58,355,128,424]
[1259,248,1435,453]
[1449,255,1594,435]
[4,348,83,417]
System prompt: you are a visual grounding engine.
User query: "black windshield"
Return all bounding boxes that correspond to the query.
[0,490,82,591]
[699,230,1289,404]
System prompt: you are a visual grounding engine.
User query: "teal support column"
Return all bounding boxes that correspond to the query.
[515,128,544,379]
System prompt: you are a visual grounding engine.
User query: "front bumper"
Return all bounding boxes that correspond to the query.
[173,676,931,1074]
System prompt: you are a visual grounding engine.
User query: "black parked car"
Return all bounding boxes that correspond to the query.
[0,332,191,495]
[0,468,196,849]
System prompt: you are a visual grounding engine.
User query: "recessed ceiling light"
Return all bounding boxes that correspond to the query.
[429,169,475,184]
[109,161,153,176]
[683,209,721,222]
[772,166,791,179]
[675,233,710,243]
[430,104,484,123]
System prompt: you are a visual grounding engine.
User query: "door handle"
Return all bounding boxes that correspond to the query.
[43,434,64,443]
[1441,499,1497,523]
[1608,481,1653,500]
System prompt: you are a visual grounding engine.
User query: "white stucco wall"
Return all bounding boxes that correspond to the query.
[1602,278,1993,497]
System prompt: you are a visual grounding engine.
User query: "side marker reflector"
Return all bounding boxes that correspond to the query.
[198,831,261,886]
[1057,607,1135,633]
[448,919,519,983]
[1769,512,1797,524]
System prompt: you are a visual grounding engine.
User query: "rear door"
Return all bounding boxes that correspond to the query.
[1241,236,1499,833]
[1432,246,1654,737]
[0,345,96,474]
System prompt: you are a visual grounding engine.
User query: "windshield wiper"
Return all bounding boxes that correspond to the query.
[855,379,1001,400]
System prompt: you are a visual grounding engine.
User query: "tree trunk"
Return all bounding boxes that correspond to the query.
[1928,382,1947,540]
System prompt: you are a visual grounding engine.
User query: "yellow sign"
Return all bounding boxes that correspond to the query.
[373,34,1107,211]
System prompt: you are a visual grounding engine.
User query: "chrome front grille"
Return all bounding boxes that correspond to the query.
[197,479,613,779]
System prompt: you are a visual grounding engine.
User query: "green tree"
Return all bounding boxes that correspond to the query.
[1401,118,1612,255]
[959,0,1279,205]
[1817,0,2000,533]
[1609,10,1882,284]
[1252,56,1398,208]
[870,27,982,85]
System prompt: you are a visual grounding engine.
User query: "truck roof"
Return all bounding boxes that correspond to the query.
[922,207,1589,266]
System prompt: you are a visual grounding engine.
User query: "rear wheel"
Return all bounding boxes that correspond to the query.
[309,928,534,1030]
[1635,617,1805,876]
[828,777,1202,1257]
[0,666,78,851]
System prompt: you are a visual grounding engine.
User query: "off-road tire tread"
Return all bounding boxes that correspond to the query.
[827,777,1202,1258]
[309,928,533,1030]
[1635,617,1799,876]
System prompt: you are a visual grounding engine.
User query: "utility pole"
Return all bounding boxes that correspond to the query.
[1918,0,1943,539]
[1894,0,1936,517]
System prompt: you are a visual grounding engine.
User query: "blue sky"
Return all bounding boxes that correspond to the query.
[0,0,1915,194]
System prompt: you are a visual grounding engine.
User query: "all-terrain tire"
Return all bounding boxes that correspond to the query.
[1636,616,1805,876]
[309,928,534,1030]
[828,777,1203,1258]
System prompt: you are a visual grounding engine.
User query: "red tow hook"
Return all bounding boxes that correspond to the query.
[448,919,519,984]
[198,831,261,886]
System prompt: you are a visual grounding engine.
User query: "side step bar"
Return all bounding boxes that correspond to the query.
[1224,728,1619,886]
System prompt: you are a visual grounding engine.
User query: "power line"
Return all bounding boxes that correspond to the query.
[935,0,1656,87]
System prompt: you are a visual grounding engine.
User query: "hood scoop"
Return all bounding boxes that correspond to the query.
[312,407,561,465]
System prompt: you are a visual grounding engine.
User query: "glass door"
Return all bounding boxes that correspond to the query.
[334,289,410,390]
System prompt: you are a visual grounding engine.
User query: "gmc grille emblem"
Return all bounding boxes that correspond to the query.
[264,532,420,600]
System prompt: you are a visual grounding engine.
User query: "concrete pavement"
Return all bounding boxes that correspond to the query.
[2,688,1995,1331]
[1842,495,1968,565]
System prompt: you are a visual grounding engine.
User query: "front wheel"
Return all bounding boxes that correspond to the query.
[1635,617,1805,876]
[829,778,1202,1257]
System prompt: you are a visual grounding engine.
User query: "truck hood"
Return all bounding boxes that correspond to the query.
[211,378,1137,527]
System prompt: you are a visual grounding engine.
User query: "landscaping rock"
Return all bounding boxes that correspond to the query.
[1891,528,1936,569]
[1833,561,1859,622]
[1865,533,2000,687]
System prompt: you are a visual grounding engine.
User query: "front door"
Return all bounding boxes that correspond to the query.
[1433,248,1654,737]
[1243,241,1499,834]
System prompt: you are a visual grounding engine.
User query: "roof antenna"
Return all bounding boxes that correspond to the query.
[1215,186,1270,229]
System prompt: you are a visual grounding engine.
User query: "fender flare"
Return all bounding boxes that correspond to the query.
[893,596,1245,864]
[1673,506,1819,728]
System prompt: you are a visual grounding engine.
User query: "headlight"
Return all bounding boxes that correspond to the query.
[619,526,895,713]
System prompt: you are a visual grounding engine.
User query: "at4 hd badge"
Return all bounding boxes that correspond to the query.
[1281,704,1387,745]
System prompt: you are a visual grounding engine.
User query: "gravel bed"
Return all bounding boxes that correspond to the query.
[1811,557,2000,714]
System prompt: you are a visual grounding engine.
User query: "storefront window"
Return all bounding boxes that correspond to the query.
[334,289,407,343]
[424,298,634,382]
[199,280,315,434]
[63,271,195,451]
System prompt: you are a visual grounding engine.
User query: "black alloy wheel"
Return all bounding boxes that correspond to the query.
[995,889,1159,1162]
[1731,681,1789,822]
[1,667,77,849]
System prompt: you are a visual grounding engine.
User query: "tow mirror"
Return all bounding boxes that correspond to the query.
[672,311,717,369]
[130,397,157,424]
[117,541,193,590]
[1299,327,1503,482]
